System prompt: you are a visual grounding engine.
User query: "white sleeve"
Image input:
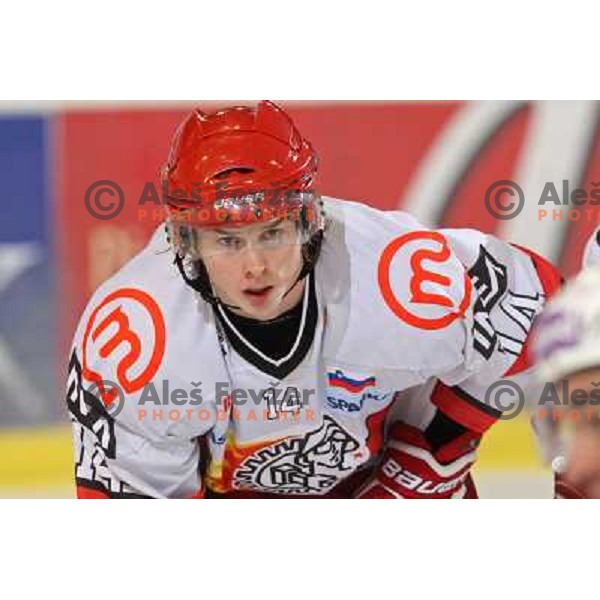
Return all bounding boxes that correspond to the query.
[430,228,561,431]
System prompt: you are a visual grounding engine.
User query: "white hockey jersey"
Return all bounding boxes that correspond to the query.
[66,198,559,498]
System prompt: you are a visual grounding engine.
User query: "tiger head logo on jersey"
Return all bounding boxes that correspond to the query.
[229,416,362,495]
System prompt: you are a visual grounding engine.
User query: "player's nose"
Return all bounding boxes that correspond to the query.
[242,247,268,278]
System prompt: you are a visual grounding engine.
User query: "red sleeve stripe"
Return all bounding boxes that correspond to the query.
[431,382,500,434]
[76,484,205,499]
[511,243,563,299]
[75,478,151,499]
[434,430,481,464]
[76,484,111,499]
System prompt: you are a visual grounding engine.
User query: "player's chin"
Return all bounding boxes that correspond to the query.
[236,297,279,321]
[244,304,281,321]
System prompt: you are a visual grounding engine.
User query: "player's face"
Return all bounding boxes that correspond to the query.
[199,219,305,320]
[559,368,600,498]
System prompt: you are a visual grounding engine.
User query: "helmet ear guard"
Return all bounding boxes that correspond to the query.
[297,228,325,281]
[173,252,219,306]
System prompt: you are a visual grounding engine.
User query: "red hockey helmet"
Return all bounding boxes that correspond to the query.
[161,100,319,224]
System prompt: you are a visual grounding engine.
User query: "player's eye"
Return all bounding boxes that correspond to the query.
[217,236,244,250]
[260,227,286,245]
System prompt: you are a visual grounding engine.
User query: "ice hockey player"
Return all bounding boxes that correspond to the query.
[530,231,600,498]
[67,101,561,498]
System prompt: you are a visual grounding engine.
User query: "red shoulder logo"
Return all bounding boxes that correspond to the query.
[82,288,166,405]
[377,231,472,330]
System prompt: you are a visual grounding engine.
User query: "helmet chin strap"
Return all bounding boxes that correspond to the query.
[174,253,241,311]
[281,264,307,300]
[216,298,241,311]
[279,228,323,300]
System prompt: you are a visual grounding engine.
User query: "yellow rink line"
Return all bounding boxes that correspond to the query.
[0,414,545,489]
[0,425,74,488]
[476,414,545,470]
